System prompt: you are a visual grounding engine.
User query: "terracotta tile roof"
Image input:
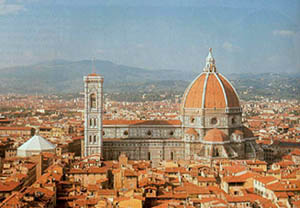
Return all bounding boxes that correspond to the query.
[97,189,116,195]
[274,192,289,198]
[223,172,257,183]
[0,192,23,207]
[96,177,108,183]
[254,176,277,185]
[0,126,33,131]
[124,169,138,177]
[233,130,243,135]
[87,184,98,191]
[291,149,300,156]
[204,73,226,108]
[9,173,27,181]
[218,74,239,108]
[185,128,199,136]
[72,136,84,140]
[25,186,55,199]
[198,197,226,204]
[0,181,20,192]
[204,128,229,142]
[68,166,107,174]
[183,73,206,109]
[266,181,300,192]
[197,176,217,182]
[157,192,188,199]
[165,167,187,174]
[223,165,247,174]
[292,200,300,207]
[37,171,63,184]
[176,182,211,195]
[74,197,99,206]
[245,160,267,165]
[183,72,240,109]
[22,162,36,170]
[276,160,296,168]
[226,195,251,203]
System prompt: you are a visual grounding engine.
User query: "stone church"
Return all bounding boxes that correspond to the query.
[82,49,263,162]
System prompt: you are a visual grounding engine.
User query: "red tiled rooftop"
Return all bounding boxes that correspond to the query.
[0,126,32,131]
[0,181,20,192]
[254,176,277,185]
[185,128,199,136]
[183,73,240,109]
[204,128,229,142]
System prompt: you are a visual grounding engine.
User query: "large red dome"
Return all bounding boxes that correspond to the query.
[182,49,240,109]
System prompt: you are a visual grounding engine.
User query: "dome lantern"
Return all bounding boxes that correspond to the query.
[204,48,216,72]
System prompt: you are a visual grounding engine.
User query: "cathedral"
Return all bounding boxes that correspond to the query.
[82,49,263,162]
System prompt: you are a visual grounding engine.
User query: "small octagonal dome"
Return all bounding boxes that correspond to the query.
[17,134,56,157]
[203,129,229,142]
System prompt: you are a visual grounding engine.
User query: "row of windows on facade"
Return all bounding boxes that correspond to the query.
[188,116,238,125]
[104,142,183,147]
[102,129,175,137]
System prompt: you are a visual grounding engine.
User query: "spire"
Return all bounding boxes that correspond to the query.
[88,58,99,76]
[203,48,217,72]
[92,57,96,74]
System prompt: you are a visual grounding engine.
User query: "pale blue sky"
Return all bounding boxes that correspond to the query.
[0,0,299,73]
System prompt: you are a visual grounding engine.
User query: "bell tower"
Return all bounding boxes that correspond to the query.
[83,73,104,157]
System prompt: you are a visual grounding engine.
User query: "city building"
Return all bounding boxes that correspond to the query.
[83,49,262,163]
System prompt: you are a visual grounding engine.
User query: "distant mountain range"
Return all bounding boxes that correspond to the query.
[0,59,197,94]
[0,59,299,100]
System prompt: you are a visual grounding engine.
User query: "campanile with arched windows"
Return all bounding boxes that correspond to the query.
[83,73,104,157]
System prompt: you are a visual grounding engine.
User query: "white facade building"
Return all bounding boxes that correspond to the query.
[82,49,262,163]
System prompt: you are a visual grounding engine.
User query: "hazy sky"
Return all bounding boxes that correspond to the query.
[0,0,299,73]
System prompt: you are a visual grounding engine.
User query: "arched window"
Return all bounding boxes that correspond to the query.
[93,135,97,144]
[89,135,92,143]
[148,152,151,160]
[94,118,97,127]
[147,130,152,136]
[90,118,93,127]
[215,148,219,157]
[90,93,96,109]
[170,152,174,160]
